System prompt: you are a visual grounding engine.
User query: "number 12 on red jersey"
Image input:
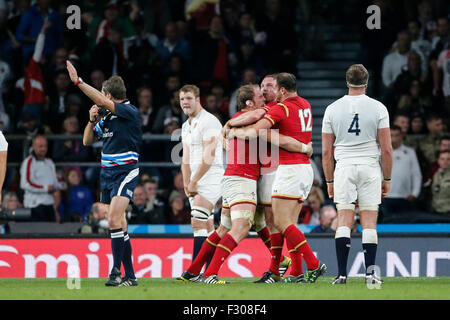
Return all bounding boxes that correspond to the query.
[299,109,312,132]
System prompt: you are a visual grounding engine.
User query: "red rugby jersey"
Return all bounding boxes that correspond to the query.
[263,96,312,165]
[225,111,260,180]
[259,101,278,174]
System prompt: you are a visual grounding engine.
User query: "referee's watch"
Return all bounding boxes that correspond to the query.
[74,77,83,86]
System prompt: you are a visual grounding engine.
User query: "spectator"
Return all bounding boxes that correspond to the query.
[1,191,22,210]
[57,168,94,222]
[392,52,427,99]
[382,30,411,89]
[410,113,426,134]
[48,46,68,74]
[430,17,449,96]
[20,21,51,125]
[169,171,188,206]
[301,186,324,225]
[436,46,450,112]
[80,202,109,234]
[90,25,127,78]
[15,0,64,59]
[191,16,231,86]
[418,114,445,166]
[19,135,61,221]
[90,69,105,91]
[152,90,186,134]
[166,191,190,224]
[155,22,191,63]
[424,135,450,186]
[136,86,157,134]
[210,80,230,120]
[127,184,165,224]
[417,1,436,40]
[407,20,432,59]
[382,126,422,216]
[52,116,89,163]
[310,205,337,233]
[228,68,258,117]
[393,112,418,148]
[47,70,73,132]
[396,79,432,116]
[431,150,450,215]
[85,1,135,58]
[142,179,166,220]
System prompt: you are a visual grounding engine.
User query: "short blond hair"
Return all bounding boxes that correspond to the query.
[179,84,200,98]
[346,64,369,88]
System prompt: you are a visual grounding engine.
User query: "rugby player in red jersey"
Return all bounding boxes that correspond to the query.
[229,73,327,283]
[179,84,308,283]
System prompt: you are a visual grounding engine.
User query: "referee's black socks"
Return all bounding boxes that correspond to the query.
[110,228,125,274]
[123,232,136,279]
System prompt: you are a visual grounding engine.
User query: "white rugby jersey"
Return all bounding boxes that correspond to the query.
[0,131,7,151]
[181,108,224,176]
[322,94,390,165]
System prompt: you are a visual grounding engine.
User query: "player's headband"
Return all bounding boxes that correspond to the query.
[347,82,367,88]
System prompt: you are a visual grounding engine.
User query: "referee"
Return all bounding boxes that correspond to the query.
[67,61,142,287]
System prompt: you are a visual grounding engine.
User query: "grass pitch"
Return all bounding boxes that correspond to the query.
[0,277,449,300]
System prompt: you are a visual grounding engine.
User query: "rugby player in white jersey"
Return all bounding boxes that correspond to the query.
[321,64,393,285]
[180,85,224,263]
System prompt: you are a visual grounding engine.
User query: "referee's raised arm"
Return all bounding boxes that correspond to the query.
[66,60,116,113]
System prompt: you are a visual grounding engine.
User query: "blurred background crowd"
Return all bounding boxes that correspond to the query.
[0,0,448,232]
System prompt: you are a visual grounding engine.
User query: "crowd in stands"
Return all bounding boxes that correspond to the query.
[0,0,449,231]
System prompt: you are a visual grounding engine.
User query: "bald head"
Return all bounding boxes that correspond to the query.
[32,135,48,160]
[319,205,337,229]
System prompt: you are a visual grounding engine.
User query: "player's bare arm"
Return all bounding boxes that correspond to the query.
[265,129,313,157]
[378,127,393,196]
[83,105,100,146]
[66,60,115,113]
[188,136,218,194]
[181,142,193,197]
[228,117,272,140]
[322,132,336,198]
[0,150,7,206]
[228,108,266,128]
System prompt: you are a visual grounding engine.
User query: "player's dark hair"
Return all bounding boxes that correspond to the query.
[180,84,200,98]
[275,72,297,92]
[346,64,369,87]
[102,76,127,100]
[236,84,257,111]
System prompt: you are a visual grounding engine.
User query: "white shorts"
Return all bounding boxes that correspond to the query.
[272,164,313,202]
[222,176,257,209]
[257,171,276,206]
[334,163,382,205]
[188,170,223,209]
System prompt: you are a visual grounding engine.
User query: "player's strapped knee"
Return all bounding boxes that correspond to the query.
[191,206,211,221]
[335,226,351,239]
[230,210,254,227]
[336,203,356,211]
[362,229,378,244]
[220,214,232,229]
[359,204,379,211]
[253,206,266,232]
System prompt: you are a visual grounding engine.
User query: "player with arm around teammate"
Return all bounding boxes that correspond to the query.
[321,64,393,285]
[229,73,326,283]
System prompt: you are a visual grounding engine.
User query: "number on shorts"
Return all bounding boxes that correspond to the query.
[348,113,361,136]
[299,109,312,132]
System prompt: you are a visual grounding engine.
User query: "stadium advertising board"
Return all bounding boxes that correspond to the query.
[0,237,448,278]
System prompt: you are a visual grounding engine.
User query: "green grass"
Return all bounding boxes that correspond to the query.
[0,277,449,300]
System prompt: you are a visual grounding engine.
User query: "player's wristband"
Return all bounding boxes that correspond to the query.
[383,178,391,182]
[301,143,311,154]
[74,77,83,86]
[89,119,97,123]
[326,180,334,184]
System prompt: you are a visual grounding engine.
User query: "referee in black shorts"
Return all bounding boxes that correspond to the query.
[67,61,142,286]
